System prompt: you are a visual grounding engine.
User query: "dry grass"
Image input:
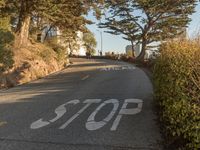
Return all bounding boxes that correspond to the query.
[0,42,68,88]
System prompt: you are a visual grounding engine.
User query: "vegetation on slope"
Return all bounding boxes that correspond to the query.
[153,39,200,149]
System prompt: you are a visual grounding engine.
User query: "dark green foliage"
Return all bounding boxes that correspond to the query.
[0,28,14,71]
[153,40,200,150]
[0,0,103,47]
[0,29,14,44]
[0,0,104,44]
[0,44,14,71]
[0,15,14,71]
[0,9,14,71]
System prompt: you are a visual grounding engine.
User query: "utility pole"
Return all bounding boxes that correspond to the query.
[97,30,103,56]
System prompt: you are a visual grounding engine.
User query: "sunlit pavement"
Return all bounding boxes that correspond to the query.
[0,58,163,150]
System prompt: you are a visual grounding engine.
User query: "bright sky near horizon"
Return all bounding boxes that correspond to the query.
[86,3,200,54]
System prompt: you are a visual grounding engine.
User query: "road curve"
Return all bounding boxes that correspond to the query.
[0,58,162,150]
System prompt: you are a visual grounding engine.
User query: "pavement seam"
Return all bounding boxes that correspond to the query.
[0,137,157,150]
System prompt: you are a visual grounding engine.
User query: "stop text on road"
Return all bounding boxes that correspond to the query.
[30,99,143,131]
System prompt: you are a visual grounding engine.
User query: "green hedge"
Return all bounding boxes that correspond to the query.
[153,39,200,149]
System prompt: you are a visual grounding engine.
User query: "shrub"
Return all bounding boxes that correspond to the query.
[120,54,129,61]
[0,45,14,71]
[0,28,14,72]
[38,47,53,63]
[153,39,200,149]
[45,37,67,62]
[56,47,66,63]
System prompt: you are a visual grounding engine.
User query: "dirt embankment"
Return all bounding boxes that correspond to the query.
[0,42,69,88]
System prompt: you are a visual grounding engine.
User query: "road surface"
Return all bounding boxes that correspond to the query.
[0,58,162,150]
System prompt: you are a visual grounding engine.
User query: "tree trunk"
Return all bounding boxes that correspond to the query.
[15,15,31,47]
[15,0,31,48]
[135,39,147,62]
[131,40,135,57]
[68,42,72,56]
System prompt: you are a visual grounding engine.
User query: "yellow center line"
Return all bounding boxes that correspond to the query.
[81,75,90,81]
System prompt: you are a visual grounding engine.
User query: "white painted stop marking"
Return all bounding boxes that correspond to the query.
[86,99,119,130]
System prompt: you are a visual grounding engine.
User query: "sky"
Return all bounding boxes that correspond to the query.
[86,3,200,54]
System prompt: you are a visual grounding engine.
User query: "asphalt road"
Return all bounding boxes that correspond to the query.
[0,58,162,150]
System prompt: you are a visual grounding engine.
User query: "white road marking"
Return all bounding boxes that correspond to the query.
[30,119,50,129]
[59,99,101,129]
[81,75,90,80]
[30,98,143,131]
[99,66,136,71]
[30,100,79,129]
[86,99,119,131]
[111,99,143,131]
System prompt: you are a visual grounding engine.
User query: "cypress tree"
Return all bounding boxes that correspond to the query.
[100,0,197,61]
[0,0,103,48]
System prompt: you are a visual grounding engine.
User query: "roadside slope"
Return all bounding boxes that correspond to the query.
[0,42,68,89]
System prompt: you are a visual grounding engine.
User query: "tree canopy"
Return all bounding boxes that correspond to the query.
[0,0,5,8]
[100,0,197,60]
[0,0,103,47]
[83,31,97,55]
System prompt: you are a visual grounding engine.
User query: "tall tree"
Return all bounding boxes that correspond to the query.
[2,0,44,46]
[100,0,197,61]
[1,0,103,48]
[83,31,97,55]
